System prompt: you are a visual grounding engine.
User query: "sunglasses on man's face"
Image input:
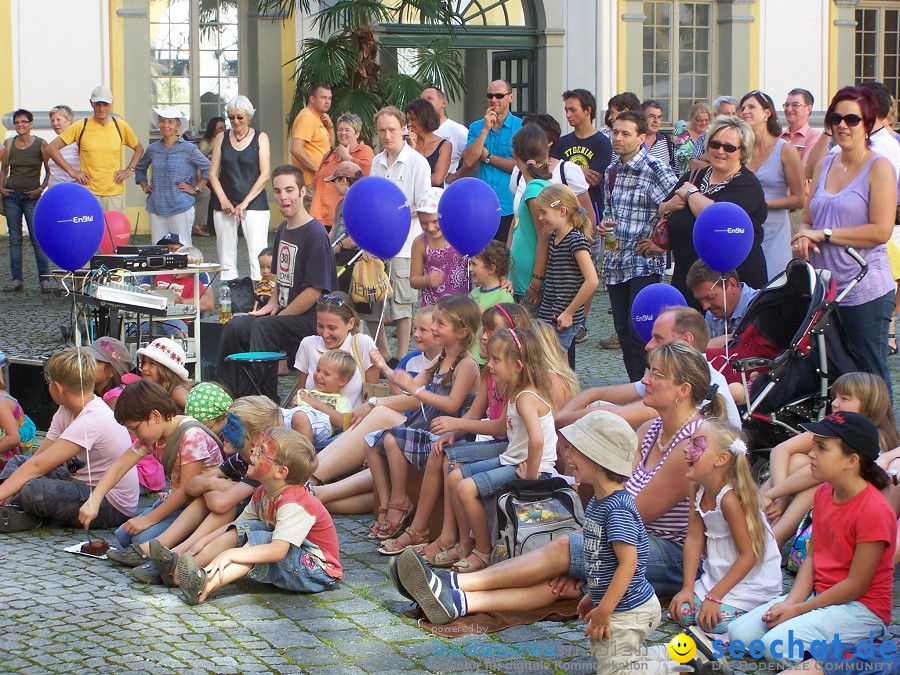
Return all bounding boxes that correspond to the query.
[824,113,863,128]
[708,139,740,154]
[486,93,509,100]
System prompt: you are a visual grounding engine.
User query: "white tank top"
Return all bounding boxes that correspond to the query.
[500,390,556,473]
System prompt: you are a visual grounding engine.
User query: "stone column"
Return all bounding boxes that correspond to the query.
[833,0,861,91]
[116,2,150,211]
[716,0,757,98]
[620,0,646,96]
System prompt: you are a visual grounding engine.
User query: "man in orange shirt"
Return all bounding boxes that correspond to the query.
[290,84,334,185]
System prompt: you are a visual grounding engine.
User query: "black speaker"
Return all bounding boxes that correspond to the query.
[199,319,226,382]
[8,358,58,432]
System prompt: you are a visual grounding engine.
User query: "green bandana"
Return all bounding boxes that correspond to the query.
[185,382,233,423]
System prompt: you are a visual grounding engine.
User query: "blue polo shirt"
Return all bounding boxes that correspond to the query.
[704,282,760,338]
[466,112,523,216]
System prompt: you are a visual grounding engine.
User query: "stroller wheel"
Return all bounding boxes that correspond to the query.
[751,456,771,486]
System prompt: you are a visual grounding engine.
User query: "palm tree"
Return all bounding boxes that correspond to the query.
[255,0,467,138]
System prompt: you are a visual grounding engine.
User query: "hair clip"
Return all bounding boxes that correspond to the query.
[550,199,561,208]
[729,439,748,456]
[526,159,537,166]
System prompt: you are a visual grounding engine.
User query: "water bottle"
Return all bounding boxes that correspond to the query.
[602,209,618,251]
[218,284,232,324]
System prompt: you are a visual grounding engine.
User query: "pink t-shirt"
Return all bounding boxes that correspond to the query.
[812,482,897,624]
[131,417,223,490]
[47,396,139,517]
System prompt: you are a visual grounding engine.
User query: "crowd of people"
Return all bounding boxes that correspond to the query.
[1,77,900,673]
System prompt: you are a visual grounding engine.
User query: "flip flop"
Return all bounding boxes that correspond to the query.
[176,554,208,606]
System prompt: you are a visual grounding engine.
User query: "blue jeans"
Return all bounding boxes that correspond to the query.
[839,291,894,394]
[728,594,887,667]
[645,534,689,597]
[4,191,50,283]
[115,500,185,547]
[235,521,338,593]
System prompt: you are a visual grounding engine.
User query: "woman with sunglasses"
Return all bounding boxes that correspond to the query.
[740,91,805,281]
[208,95,271,281]
[310,113,373,229]
[643,116,768,308]
[792,86,896,390]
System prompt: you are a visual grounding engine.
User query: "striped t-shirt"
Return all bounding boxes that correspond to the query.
[624,416,702,546]
[583,490,655,610]
[538,228,592,325]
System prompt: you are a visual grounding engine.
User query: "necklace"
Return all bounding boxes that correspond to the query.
[656,412,699,456]
[838,149,867,173]
[234,129,250,143]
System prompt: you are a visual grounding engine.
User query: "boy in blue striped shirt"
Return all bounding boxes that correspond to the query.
[559,410,661,673]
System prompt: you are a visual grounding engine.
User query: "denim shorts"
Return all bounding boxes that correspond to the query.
[445,441,507,471]
[555,323,579,351]
[459,457,549,499]
[568,532,586,580]
[115,500,185,547]
[235,520,338,594]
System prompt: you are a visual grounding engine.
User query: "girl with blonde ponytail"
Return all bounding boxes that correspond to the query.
[669,419,782,634]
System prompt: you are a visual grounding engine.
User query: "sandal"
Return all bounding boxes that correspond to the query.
[376,499,415,540]
[378,527,430,555]
[431,543,467,568]
[367,507,389,539]
[452,549,491,574]
[417,538,451,564]
[890,333,897,356]
[176,554,209,606]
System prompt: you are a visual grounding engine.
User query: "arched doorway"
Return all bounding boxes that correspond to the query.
[379,0,543,119]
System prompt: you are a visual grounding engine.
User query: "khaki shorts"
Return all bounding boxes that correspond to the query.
[590,594,661,674]
[360,257,416,323]
[98,193,125,213]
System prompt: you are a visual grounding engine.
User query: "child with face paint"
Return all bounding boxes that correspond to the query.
[669,419,782,634]
[173,427,341,605]
[130,394,284,585]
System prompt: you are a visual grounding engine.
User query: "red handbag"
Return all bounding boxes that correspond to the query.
[651,212,670,250]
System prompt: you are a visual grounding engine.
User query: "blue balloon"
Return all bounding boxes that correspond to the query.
[438,178,501,256]
[631,283,688,342]
[342,176,411,259]
[693,202,754,274]
[33,183,104,270]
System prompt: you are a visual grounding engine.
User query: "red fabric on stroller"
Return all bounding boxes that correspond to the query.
[707,323,781,384]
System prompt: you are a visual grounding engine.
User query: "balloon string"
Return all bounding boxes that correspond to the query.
[721,276,730,366]
[73,292,94,519]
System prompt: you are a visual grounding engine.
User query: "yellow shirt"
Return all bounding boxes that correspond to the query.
[59,117,140,196]
[290,107,330,185]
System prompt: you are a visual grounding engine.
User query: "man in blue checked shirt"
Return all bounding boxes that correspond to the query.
[134,107,211,246]
[605,111,678,380]
[458,80,522,243]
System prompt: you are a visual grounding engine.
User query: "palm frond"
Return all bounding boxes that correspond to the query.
[392,0,463,28]
[253,0,313,19]
[380,73,429,111]
[313,0,395,34]
[411,39,467,102]
[287,36,353,89]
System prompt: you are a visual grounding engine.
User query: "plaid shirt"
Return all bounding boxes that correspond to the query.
[134,137,211,216]
[602,147,678,285]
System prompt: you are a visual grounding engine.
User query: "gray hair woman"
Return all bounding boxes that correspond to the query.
[310,112,373,228]
[45,105,80,187]
[639,115,769,306]
[209,95,271,281]
[134,107,211,246]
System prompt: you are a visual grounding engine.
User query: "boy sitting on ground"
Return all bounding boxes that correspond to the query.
[167,427,342,604]
[0,348,138,531]
[282,349,353,443]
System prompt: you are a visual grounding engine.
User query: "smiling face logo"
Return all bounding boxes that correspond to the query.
[667,633,696,663]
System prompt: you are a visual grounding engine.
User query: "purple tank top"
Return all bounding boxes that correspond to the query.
[809,154,893,306]
[420,236,470,306]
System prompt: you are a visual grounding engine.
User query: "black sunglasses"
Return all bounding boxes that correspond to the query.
[486,93,510,100]
[825,112,863,128]
[708,139,740,154]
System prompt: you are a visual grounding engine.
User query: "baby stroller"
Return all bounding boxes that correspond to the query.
[727,248,869,481]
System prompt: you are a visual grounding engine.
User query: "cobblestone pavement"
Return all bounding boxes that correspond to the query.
[0,233,897,673]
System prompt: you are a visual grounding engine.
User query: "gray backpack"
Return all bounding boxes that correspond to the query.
[492,478,585,564]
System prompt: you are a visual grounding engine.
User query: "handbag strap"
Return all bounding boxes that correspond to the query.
[350,334,366,378]
[606,162,619,196]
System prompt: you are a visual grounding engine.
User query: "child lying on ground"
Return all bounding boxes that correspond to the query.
[166,427,342,604]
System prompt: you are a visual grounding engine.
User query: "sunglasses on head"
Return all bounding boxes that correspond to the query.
[486,93,509,100]
[317,293,346,307]
[708,139,740,153]
[825,112,863,128]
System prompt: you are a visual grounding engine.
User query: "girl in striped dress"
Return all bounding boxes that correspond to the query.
[364,295,481,540]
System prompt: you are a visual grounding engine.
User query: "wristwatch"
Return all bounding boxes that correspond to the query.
[367,396,379,408]
[684,187,700,200]
[484,153,492,165]
[823,228,832,243]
